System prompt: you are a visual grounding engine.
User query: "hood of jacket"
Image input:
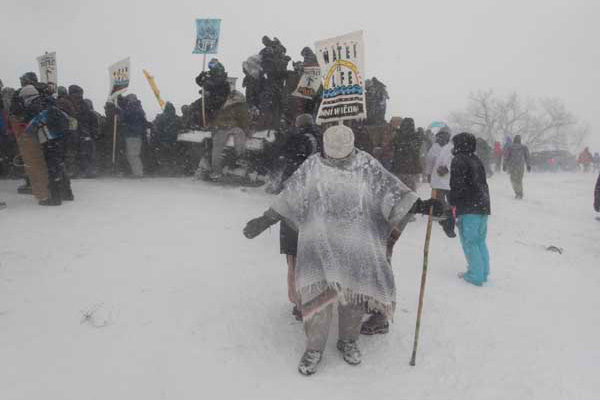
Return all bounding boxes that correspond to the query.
[223,90,246,109]
[452,132,477,155]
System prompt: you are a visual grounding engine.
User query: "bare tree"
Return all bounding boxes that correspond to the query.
[450,91,586,152]
[449,89,499,142]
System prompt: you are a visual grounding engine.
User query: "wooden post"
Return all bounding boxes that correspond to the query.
[201,53,207,128]
[111,113,118,173]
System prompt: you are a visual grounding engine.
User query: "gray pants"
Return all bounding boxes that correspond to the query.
[125,137,144,177]
[509,167,524,197]
[304,302,364,352]
[211,128,246,174]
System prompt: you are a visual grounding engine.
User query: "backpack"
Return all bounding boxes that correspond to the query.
[47,106,70,133]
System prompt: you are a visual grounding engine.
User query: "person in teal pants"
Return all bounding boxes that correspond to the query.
[456,215,489,285]
[449,133,491,286]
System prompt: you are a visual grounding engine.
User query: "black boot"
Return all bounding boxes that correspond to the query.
[61,179,74,201]
[17,178,32,195]
[39,182,62,206]
[441,213,456,238]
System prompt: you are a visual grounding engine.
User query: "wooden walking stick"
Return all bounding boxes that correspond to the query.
[409,190,437,366]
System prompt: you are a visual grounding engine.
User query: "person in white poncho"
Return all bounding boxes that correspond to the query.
[243,125,443,376]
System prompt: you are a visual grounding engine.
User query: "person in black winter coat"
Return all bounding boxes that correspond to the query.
[594,173,600,213]
[119,94,150,177]
[195,59,231,124]
[67,85,98,178]
[150,102,183,175]
[392,117,423,190]
[449,132,491,287]
[277,113,321,321]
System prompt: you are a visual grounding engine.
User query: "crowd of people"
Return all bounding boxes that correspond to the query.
[1,44,599,377]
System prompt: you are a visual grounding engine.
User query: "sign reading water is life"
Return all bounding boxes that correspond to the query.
[193,19,221,54]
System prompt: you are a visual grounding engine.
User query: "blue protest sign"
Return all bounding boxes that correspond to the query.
[193,19,221,54]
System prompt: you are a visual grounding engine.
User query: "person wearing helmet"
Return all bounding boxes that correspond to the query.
[243,125,443,376]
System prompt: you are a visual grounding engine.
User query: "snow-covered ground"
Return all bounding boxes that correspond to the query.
[0,172,598,400]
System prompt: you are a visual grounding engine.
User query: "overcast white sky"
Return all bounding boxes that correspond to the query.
[1,0,598,149]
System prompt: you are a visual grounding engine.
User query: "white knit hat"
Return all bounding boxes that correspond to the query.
[19,85,39,106]
[323,125,355,159]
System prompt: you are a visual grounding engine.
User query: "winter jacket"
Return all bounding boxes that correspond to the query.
[504,136,530,172]
[449,133,491,216]
[594,174,600,212]
[57,94,76,117]
[211,92,250,131]
[578,149,593,165]
[10,85,48,123]
[196,63,231,120]
[475,138,492,165]
[425,143,442,176]
[392,118,424,174]
[367,125,395,164]
[121,101,150,138]
[152,102,180,143]
[25,107,70,140]
[280,124,321,182]
[0,112,5,138]
[67,91,98,139]
[431,144,453,191]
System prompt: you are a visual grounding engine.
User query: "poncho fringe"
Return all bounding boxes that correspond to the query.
[300,280,396,322]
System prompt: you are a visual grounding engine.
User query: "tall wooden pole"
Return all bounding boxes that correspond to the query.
[111,113,118,173]
[201,54,207,128]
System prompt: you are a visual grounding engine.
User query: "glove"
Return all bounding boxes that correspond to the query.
[243,210,281,239]
[411,198,444,218]
[503,164,507,172]
[527,165,531,172]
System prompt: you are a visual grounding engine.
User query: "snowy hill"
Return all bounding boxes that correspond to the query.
[0,173,598,400]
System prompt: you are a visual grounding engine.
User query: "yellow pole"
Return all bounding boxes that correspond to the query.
[143,69,166,110]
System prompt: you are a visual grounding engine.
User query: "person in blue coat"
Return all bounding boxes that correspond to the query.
[449,132,491,286]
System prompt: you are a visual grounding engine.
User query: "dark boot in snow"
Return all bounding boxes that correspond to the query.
[292,306,303,321]
[61,182,74,201]
[17,183,32,195]
[360,312,389,335]
[298,350,322,376]
[39,182,62,206]
[441,217,456,238]
[337,339,362,365]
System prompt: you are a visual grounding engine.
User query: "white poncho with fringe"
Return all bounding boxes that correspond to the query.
[271,150,419,320]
